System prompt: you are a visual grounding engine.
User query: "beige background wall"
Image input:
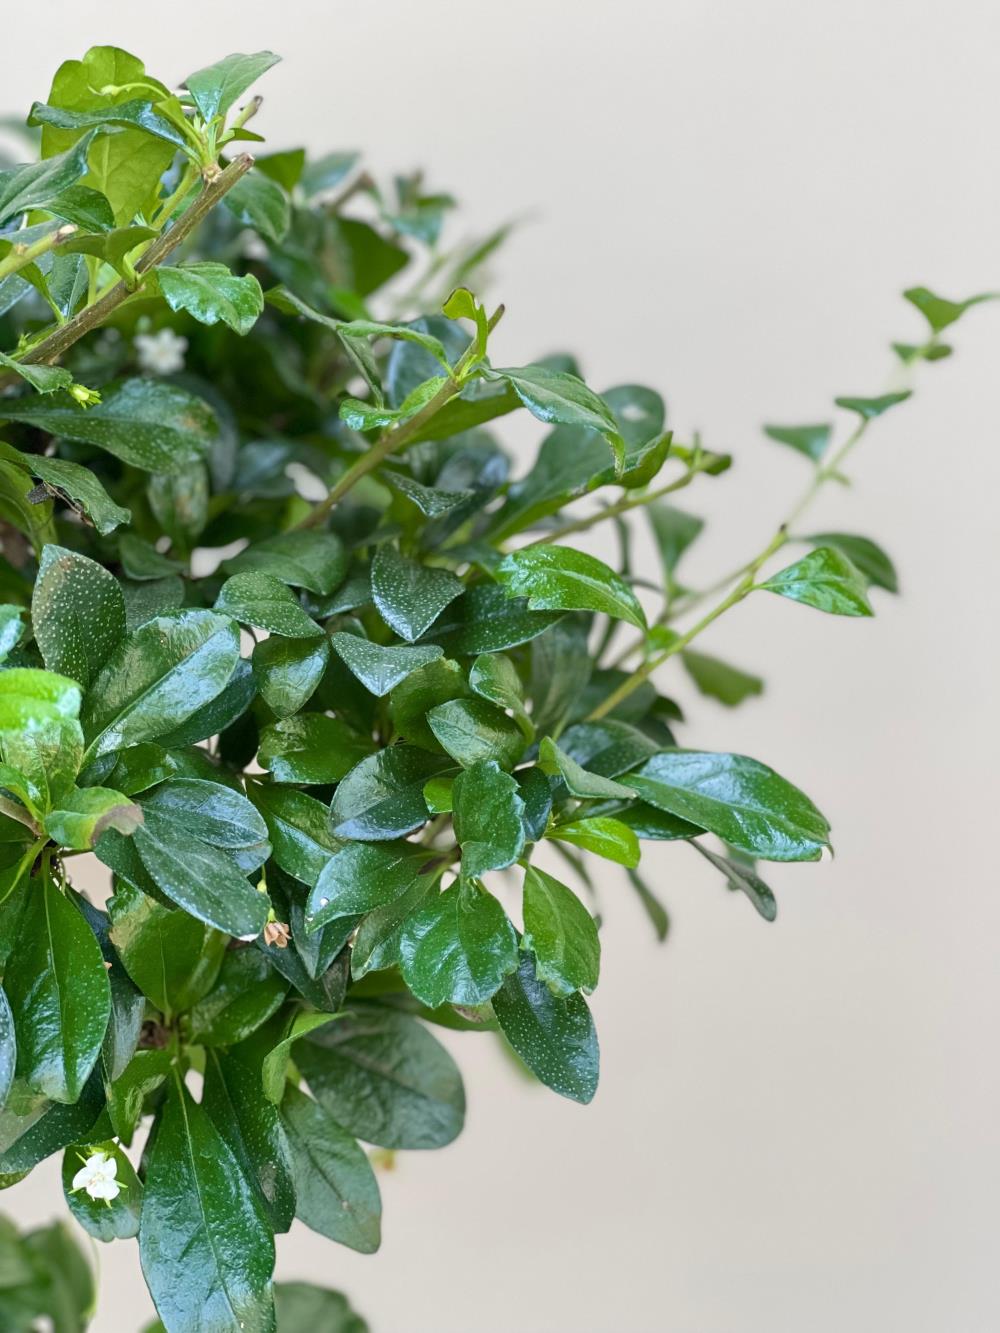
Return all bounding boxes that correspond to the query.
[5,2,1000,1329]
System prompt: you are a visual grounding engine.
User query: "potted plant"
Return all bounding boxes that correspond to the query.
[0,45,987,1332]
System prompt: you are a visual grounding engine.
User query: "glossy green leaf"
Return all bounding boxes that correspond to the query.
[330,632,442,696]
[27,456,131,535]
[429,583,564,655]
[349,867,437,980]
[492,953,599,1104]
[805,532,898,592]
[258,713,372,785]
[0,352,74,395]
[294,1006,465,1149]
[0,379,218,473]
[399,880,518,1007]
[487,365,625,470]
[82,610,241,762]
[131,808,268,939]
[496,545,645,629]
[307,840,434,931]
[252,635,329,718]
[280,1084,381,1253]
[0,667,80,731]
[371,543,463,642]
[141,778,269,867]
[0,607,25,666]
[692,841,777,922]
[468,652,532,737]
[0,988,15,1110]
[105,1048,171,1144]
[224,171,291,243]
[5,877,111,1103]
[628,749,830,861]
[183,50,281,121]
[329,746,446,840]
[203,1048,296,1234]
[62,1138,142,1242]
[188,949,287,1046]
[226,531,348,596]
[451,759,525,878]
[538,736,636,800]
[521,865,600,995]
[140,1074,275,1333]
[680,649,764,707]
[0,132,95,224]
[31,545,125,689]
[106,879,226,1019]
[248,784,340,886]
[762,422,832,462]
[44,786,141,850]
[548,815,640,868]
[158,262,264,335]
[388,657,471,751]
[759,546,873,616]
[426,697,525,769]
[215,572,322,638]
[834,391,912,420]
[558,719,659,779]
[29,97,186,149]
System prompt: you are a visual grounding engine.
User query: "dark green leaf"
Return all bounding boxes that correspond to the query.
[834,391,912,420]
[215,572,322,638]
[294,1006,465,1149]
[468,653,532,737]
[274,1283,368,1333]
[330,632,442,695]
[647,502,704,580]
[5,877,110,1103]
[31,545,125,688]
[188,949,286,1046]
[140,1074,275,1333]
[62,1139,142,1242]
[252,635,329,718]
[762,422,832,461]
[628,749,830,861]
[280,1084,380,1253]
[248,784,340,886]
[27,456,131,535]
[329,746,446,841]
[388,657,471,751]
[426,697,525,769]
[259,714,373,785]
[538,736,636,800]
[521,865,600,995]
[82,610,241,762]
[680,649,764,707]
[371,544,463,642]
[226,531,348,596]
[692,841,777,921]
[307,840,434,931]
[488,365,625,470]
[452,759,525,877]
[0,379,218,473]
[224,172,291,243]
[399,879,518,1007]
[759,546,873,616]
[492,954,599,1104]
[805,532,898,593]
[28,98,187,149]
[0,132,96,224]
[902,285,995,334]
[429,583,564,655]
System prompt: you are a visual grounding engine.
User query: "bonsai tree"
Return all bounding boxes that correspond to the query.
[0,45,988,1332]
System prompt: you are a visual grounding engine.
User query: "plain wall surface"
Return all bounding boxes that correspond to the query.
[3,2,999,1329]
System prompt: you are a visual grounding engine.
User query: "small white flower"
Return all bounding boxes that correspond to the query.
[71,1150,121,1202]
[135,328,188,376]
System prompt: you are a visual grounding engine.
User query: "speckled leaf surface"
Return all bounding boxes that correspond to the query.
[492,953,599,1104]
[521,865,600,995]
[399,880,518,1007]
[371,544,463,642]
[330,632,443,696]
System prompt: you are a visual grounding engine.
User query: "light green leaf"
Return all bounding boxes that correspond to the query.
[468,653,533,738]
[548,815,640,868]
[834,391,912,420]
[538,736,636,800]
[45,786,141,850]
[224,171,291,244]
[157,262,264,335]
[522,865,600,995]
[496,545,646,629]
[183,50,281,121]
[759,546,873,616]
[628,749,830,861]
[805,532,898,593]
[903,285,996,334]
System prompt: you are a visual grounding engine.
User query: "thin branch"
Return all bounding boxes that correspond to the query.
[0,154,254,388]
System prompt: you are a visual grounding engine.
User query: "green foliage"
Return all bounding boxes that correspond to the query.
[0,39,982,1333]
